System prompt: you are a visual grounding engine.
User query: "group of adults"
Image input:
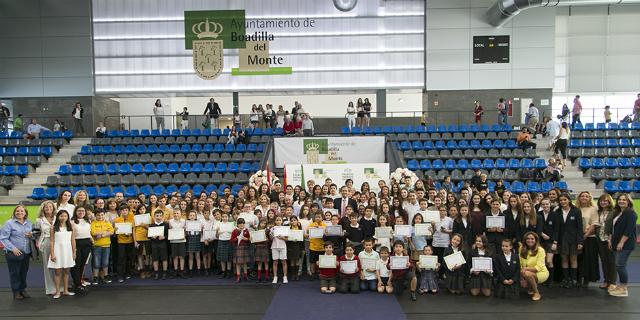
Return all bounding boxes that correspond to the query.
[345,98,373,132]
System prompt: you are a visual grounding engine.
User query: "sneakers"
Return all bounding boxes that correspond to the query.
[283,277,288,284]
[609,287,628,297]
[410,292,417,301]
[272,277,278,284]
[118,278,124,283]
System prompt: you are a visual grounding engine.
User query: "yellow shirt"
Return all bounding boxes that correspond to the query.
[308,221,326,252]
[114,214,135,244]
[519,246,549,284]
[91,220,114,247]
[134,214,149,242]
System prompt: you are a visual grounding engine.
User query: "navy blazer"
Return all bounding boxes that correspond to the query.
[556,206,584,246]
[503,209,520,242]
[517,214,544,241]
[482,211,506,247]
[540,210,560,244]
[493,252,521,283]
[611,208,637,251]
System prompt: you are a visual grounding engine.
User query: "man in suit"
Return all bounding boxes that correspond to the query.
[204,98,222,129]
[333,186,357,218]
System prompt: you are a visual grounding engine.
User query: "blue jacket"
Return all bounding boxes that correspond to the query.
[611,208,637,251]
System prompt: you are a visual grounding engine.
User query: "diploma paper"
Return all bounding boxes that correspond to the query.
[168,228,185,241]
[419,255,438,270]
[444,251,466,270]
[115,223,132,235]
[319,255,337,268]
[147,226,164,238]
[134,214,151,226]
[250,230,267,243]
[185,221,201,232]
[289,229,304,242]
[375,227,392,239]
[202,230,216,241]
[309,227,324,239]
[323,209,338,216]
[394,225,412,237]
[340,260,358,274]
[414,223,433,236]
[390,256,410,270]
[361,258,377,271]
[423,210,441,223]
[472,257,493,272]
[377,238,391,251]
[486,216,505,229]
[219,222,234,233]
[273,226,290,238]
[326,225,343,236]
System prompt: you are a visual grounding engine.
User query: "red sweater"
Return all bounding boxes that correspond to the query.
[230,228,251,247]
[319,254,338,279]
[283,121,295,134]
[338,255,361,278]
[390,253,413,278]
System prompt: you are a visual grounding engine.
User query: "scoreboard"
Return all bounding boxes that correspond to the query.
[473,36,510,64]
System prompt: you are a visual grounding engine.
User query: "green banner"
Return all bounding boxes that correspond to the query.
[231,67,292,76]
[184,10,246,49]
[303,139,328,155]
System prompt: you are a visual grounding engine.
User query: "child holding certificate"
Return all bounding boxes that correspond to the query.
[410,214,429,262]
[230,218,251,282]
[359,206,377,239]
[169,209,186,279]
[389,240,417,301]
[133,204,151,279]
[149,210,169,280]
[216,212,233,279]
[324,215,345,256]
[494,239,520,299]
[417,245,439,294]
[308,212,326,279]
[374,215,391,252]
[91,210,114,285]
[338,243,361,293]
[200,210,215,276]
[255,219,271,283]
[286,216,303,281]
[185,211,202,277]
[483,198,506,253]
[114,204,135,283]
[345,214,365,255]
[376,246,393,294]
[392,216,409,253]
[469,235,493,297]
[318,242,338,294]
[444,234,466,295]
[270,217,287,283]
[432,206,453,279]
[358,239,380,291]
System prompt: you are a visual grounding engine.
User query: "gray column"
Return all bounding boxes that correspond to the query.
[233,92,239,109]
[376,89,386,117]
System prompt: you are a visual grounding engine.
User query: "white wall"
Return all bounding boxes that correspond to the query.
[425,0,555,90]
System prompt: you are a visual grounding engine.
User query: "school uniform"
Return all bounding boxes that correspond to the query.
[540,210,560,253]
[149,221,169,262]
[324,233,345,257]
[359,216,377,239]
[503,209,520,244]
[517,214,544,241]
[230,228,251,264]
[319,254,338,289]
[338,255,361,293]
[345,223,365,255]
[390,253,415,295]
[469,248,493,290]
[169,219,186,258]
[482,211,506,252]
[286,226,303,261]
[358,250,380,291]
[216,222,233,262]
[254,229,270,263]
[418,256,439,292]
[493,252,520,299]
[556,206,583,285]
[452,217,474,249]
[443,246,467,292]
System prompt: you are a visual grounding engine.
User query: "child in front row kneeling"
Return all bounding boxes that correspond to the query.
[338,243,361,293]
[389,240,418,301]
[317,242,338,294]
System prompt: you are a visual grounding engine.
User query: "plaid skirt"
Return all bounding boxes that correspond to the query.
[495,283,520,299]
[216,240,233,262]
[287,241,303,261]
[233,245,251,264]
[469,272,493,289]
[254,244,269,263]
[186,234,202,252]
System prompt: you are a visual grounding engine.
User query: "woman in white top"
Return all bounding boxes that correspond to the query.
[48,210,76,299]
[346,101,356,132]
[55,190,75,218]
[35,201,56,295]
[554,122,570,167]
[70,206,93,292]
[250,104,260,129]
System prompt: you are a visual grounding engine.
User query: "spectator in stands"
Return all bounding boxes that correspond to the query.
[232,105,241,128]
[204,98,222,129]
[473,100,484,125]
[95,122,107,138]
[237,128,249,144]
[0,102,10,131]
[249,104,260,129]
[554,122,570,167]
[283,117,296,136]
[71,102,85,135]
[53,120,61,132]
[517,128,536,150]
[604,106,612,124]
[264,104,276,129]
[470,169,482,191]
[572,95,582,126]
[362,98,372,128]
[227,127,238,145]
[24,119,50,140]
[294,115,304,136]
[179,107,189,130]
[420,112,428,127]
[559,103,570,122]
[13,114,23,134]
[276,105,286,128]
[497,98,508,125]
[633,93,640,122]
[356,98,364,129]
[153,99,165,131]
[545,158,561,183]
[346,101,356,132]
[545,117,560,150]
[527,103,539,137]
[301,114,314,137]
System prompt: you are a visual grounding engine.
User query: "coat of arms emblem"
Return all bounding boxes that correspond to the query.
[191,18,223,80]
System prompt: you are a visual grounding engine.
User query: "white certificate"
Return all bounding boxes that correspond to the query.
[394,225,412,237]
[326,225,343,236]
[486,216,505,229]
[134,214,151,226]
[419,255,438,270]
[309,227,324,239]
[115,223,132,235]
[319,255,337,268]
[185,221,201,232]
[390,256,410,270]
[377,238,391,251]
[472,257,493,272]
[289,229,304,242]
[444,251,466,270]
[250,230,267,243]
[147,226,164,238]
[273,226,290,238]
[323,209,338,216]
[168,228,185,241]
[340,260,358,274]
[361,258,377,271]
[375,227,392,239]
[414,223,432,236]
[202,230,216,241]
[423,210,441,223]
[219,222,234,233]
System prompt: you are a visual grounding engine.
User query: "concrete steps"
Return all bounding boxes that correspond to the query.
[0,138,91,204]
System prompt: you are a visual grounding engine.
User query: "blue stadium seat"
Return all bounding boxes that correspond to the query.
[399,141,411,151]
[470,159,483,170]
[521,158,533,168]
[239,162,252,173]
[166,185,178,194]
[180,144,191,153]
[511,181,525,193]
[423,141,434,150]
[434,141,445,149]
[619,181,633,193]
[216,163,227,173]
[634,180,640,192]
[191,144,202,153]
[151,129,160,136]
[179,163,191,173]
[432,159,444,170]
[178,185,191,195]
[204,163,216,173]
[606,139,618,147]
[247,144,258,153]
[458,140,470,149]
[125,185,139,198]
[144,164,155,174]
[555,181,568,190]
[383,126,393,134]
[155,163,167,173]
[592,158,605,169]
[527,181,540,193]
[394,126,405,133]
[605,158,618,169]
[94,164,106,175]
[618,158,632,168]
[420,160,431,170]
[82,164,93,175]
[603,180,618,193]
[426,125,437,133]
[119,164,131,174]
[131,163,143,174]
[458,124,468,133]
[224,144,235,153]
[404,126,416,134]
[578,158,591,170]
[211,128,222,136]
[458,159,470,170]
[45,187,58,200]
[70,165,82,175]
[57,165,70,175]
[619,139,631,148]
[153,185,166,194]
[447,124,458,133]
[541,181,554,192]
[205,184,217,194]
[483,159,495,169]
[191,163,203,173]
[573,123,584,131]
[444,160,456,170]
[569,140,582,148]
[495,158,507,169]
[352,127,362,135]
[505,140,517,149]
[469,124,479,132]
[481,140,492,149]
[470,140,481,149]
[533,158,546,169]
[106,164,118,175]
[583,139,595,148]
[411,141,423,150]
[235,144,246,153]
[508,159,521,169]
[407,160,419,171]
[141,129,151,136]
[263,128,273,136]
[493,140,505,149]
[446,141,457,149]
[228,163,239,173]
[192,184,205,195]
[437,125,447,133]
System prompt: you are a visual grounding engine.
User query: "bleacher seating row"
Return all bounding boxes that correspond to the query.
[341,123,513,135]
[568,138,640,148]
[403,148,536,160]
[46,172,249,187]
[396,139,519,151]
[586,168,639,182]
[571,122,640,131]
[603,180,640,193]
[0,147,54,157]
[409,168,538,182]
[0,165,30,177]
[1,130,73,140]
[56,162,260,175]
[388,132,517,141]
[79,143,264,155]
[31,183,245,200]
[69,152,262,165]
[578,157,640,170]
[407,158,547,171]
[567,147,637,160]
[415,179,567,193]
[0,138,66,148]
[2,156,44,166]
[106,128,282,137]
[90,135,271,145]
[571,130,638,139]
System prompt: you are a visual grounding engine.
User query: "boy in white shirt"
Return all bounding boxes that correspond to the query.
[358,239,380,291]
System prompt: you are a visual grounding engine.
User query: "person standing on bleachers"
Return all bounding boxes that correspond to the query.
[179,107,189,130]
[497,98,507,125]
[346,102,356,132]
[0,102,10,131]
[71,102,85,135]
[153,99,164,131]
[204,98,222,129]
[571,95,582,126]
[12,113,23,135]
[473,101,484,125]
[633,93,640,122]
[527,103,539,138]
